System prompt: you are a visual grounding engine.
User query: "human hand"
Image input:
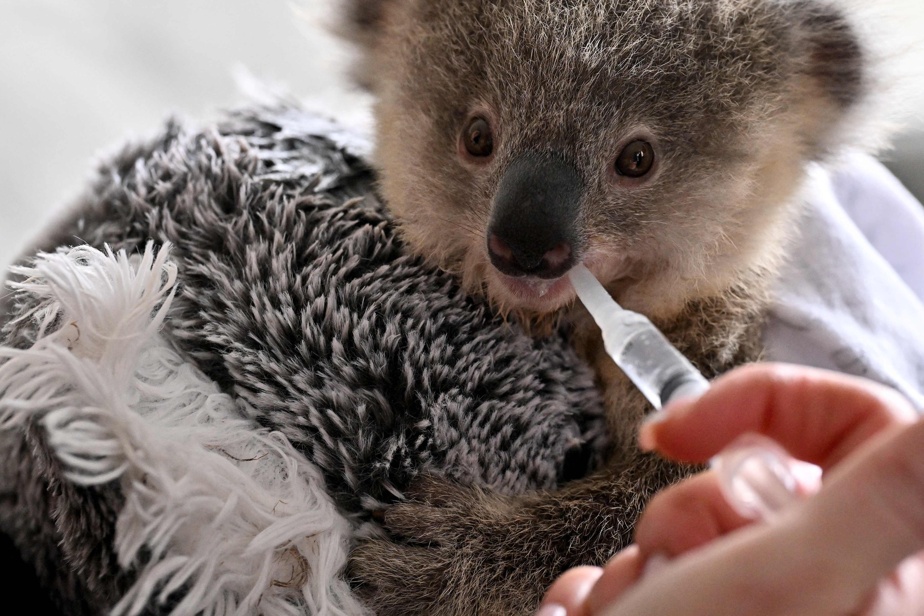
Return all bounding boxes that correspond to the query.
[537,362,924,616]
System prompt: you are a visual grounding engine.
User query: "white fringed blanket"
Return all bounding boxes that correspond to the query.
[1,243,362,615]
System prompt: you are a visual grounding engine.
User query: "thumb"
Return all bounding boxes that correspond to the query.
[797,417,924,594]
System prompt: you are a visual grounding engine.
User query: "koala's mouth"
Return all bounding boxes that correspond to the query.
[495,272,573,304]
[488,252,633,314]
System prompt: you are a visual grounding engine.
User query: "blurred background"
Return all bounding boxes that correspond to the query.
[1,0,922,270]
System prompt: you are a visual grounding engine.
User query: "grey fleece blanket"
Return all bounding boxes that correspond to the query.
[0,104,608,614]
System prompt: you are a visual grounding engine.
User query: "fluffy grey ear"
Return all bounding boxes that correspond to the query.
[337,0,398,90]
[792,0,867,111]
[341,0,395,44]
[352,0,393,29]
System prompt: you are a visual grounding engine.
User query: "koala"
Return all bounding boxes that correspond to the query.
[336,0,879,613]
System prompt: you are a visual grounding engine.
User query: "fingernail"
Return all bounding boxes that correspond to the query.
[641,553,670,578]
[640,391,701,435]
[641,399,684,428]
[642,407,670,427]
[534,604,567,616]
[639,406,672,451]
[639,403,681,450]
[638,422,658,452]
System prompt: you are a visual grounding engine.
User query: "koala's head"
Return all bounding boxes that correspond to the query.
[344,0,869,322]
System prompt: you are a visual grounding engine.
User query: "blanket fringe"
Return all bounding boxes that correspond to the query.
[0,242,368,616]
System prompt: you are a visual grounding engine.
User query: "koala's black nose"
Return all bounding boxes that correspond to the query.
[487,152,582,279]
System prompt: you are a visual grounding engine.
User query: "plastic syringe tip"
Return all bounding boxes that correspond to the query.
[569,263,621,322]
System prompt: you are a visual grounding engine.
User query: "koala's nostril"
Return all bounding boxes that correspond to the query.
[488,233,514,262]
[488,232,528,276]
[488,232,575,279]
[532,242,576,278]
[543,242,572,270]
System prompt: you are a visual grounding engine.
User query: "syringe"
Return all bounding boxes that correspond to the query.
[568,264,817,521]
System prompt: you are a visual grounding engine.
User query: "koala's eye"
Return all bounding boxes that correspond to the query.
[614,140,655,178]
[463,117,494,158]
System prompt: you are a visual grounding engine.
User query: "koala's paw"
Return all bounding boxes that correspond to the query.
[348,475,545,616]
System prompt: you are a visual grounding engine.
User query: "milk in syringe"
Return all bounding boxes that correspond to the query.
[568,264,709,410]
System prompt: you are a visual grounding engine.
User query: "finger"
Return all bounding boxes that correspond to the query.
[538,566,603,616]
[583,546,644,613]
[641,362,917,468]
[632,470,751,558]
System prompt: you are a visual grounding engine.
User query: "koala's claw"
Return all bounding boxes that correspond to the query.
[349,538,455,615]
[377,475,489,544]
[349,474,539,616]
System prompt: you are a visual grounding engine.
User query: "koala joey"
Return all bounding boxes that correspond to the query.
[338,0,880,613]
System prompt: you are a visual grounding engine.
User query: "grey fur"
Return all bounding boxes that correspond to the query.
[338,0,876,614]
[0,104,609,614]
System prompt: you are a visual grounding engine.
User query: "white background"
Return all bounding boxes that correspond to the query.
[1,0,922,270]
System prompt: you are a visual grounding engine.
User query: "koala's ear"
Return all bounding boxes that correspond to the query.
[338,0,399,90]
[342,0,395,44]
[791,0,866,111]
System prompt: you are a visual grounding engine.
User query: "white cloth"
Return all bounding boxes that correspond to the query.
[764,154,924,411]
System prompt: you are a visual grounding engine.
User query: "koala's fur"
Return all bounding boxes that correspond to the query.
[336,0,885,613]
